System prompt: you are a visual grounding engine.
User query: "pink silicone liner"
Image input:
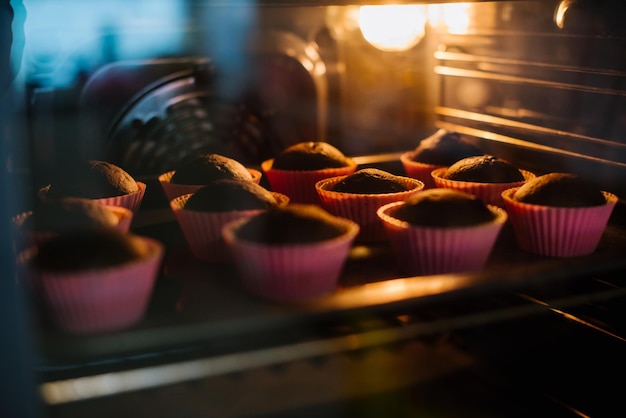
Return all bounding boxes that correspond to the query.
[431,167,535,207]
[170,192,289,262]
[159,168,263,202]
[222,215,359,302]
[501,187,617,257]
[261,158,357,205]
[315,175,424,242]
[400,151,442,189]
[33,236,164,334]
[377,201,507,276]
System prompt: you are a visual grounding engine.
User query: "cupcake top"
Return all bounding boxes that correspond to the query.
[45,160,139,199]
[31,229,151,272]
[271,141,352,170]
[410,130,482,166]
[389,188,496,227]
[170,153,252,185]
[442,155,524,183]
[184,179,278,212]
[233,204,349,244]
[512,172,606,207]
[329,168,411,194]
[21,198,119,233]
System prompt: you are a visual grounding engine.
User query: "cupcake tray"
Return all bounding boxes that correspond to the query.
[35,182,626,382]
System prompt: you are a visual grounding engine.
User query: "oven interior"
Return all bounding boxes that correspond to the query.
[7,0,626,417]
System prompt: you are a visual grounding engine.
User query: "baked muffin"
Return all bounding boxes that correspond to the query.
[431,155,533,206]
[159,153,262,201]
[27,229,164,334]
[502,173,617,257]
[315,169,424,242]
[511,172,606,207]
[401,130,482,189]
[329,168,413,194]
[261,141,357,204]
[170,180,289,262]
[377,188,507,276]
[15,198,133,248]
[40,160,146,213]
[222,204,359,301]
[271,141,352,170]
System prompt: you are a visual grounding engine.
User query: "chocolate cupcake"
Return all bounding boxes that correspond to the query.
[431,155,533,206]
[377,188,507,276]
[401,130,482,189]
[40,160,146,213]
[511,172,606,207]
[16,198,133,248]
[222,204,359,301]
[27,229,164,334]
[502,173,617,257]
[261,141,357,204]
[271,141,352,170]
[170,180,288,262]
[316,169,424,242]
[159,154,262,201]
[329,168,413,194]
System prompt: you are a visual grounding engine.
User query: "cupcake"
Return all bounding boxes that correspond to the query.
[15,197,133,247]
[431,155,534,206]
[170,179,289,262]
[316,168,424,242]
[222,204,359,302]
[377,188,507,276]
[159,153,262,201]
[26,229,164,334]
[39,160,146,214]
[261,141,357,204]
[502,173,618,257]
[401,130,482,189]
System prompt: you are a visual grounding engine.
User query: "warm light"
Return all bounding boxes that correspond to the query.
[428,3,472,35]
[358,5,427,52]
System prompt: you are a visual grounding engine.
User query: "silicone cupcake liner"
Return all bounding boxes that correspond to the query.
[12,205,134,250]
[94,181,147,214]
[315,175,424,242]
[222,216,359,302]
[431,168,535,207]
[158,169,263,202]
[400,151,442,189]
[261,159,357,205]
[39,182,147,214]
[32,237,164,334]
[501,188,617,257]
[377,201,507,276]
[170,192,289,262]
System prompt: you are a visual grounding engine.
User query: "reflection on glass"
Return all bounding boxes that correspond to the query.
[358,5,427,52]
[22,0,186,88]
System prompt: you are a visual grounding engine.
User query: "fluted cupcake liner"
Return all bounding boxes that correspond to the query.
[170,192,289,262]
[159,169,263,202]
[501,188,617,257]
[400,151,442,189]
[13,205,134,251]
[94,181,147,214]
[316,175,424,242]
[377,201,507,276]
[39,182,147,215]
[431,168,535,207]
[222,216,359,302]
[32,237,164,334]
[261,159,357,205]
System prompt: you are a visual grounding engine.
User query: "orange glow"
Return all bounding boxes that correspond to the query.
[427,3,472,35]
[358,5,427,52]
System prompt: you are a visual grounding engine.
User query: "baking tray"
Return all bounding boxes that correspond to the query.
[33,169,626,381]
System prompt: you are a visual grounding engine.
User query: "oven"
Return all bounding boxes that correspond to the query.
[3,1,626,417]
